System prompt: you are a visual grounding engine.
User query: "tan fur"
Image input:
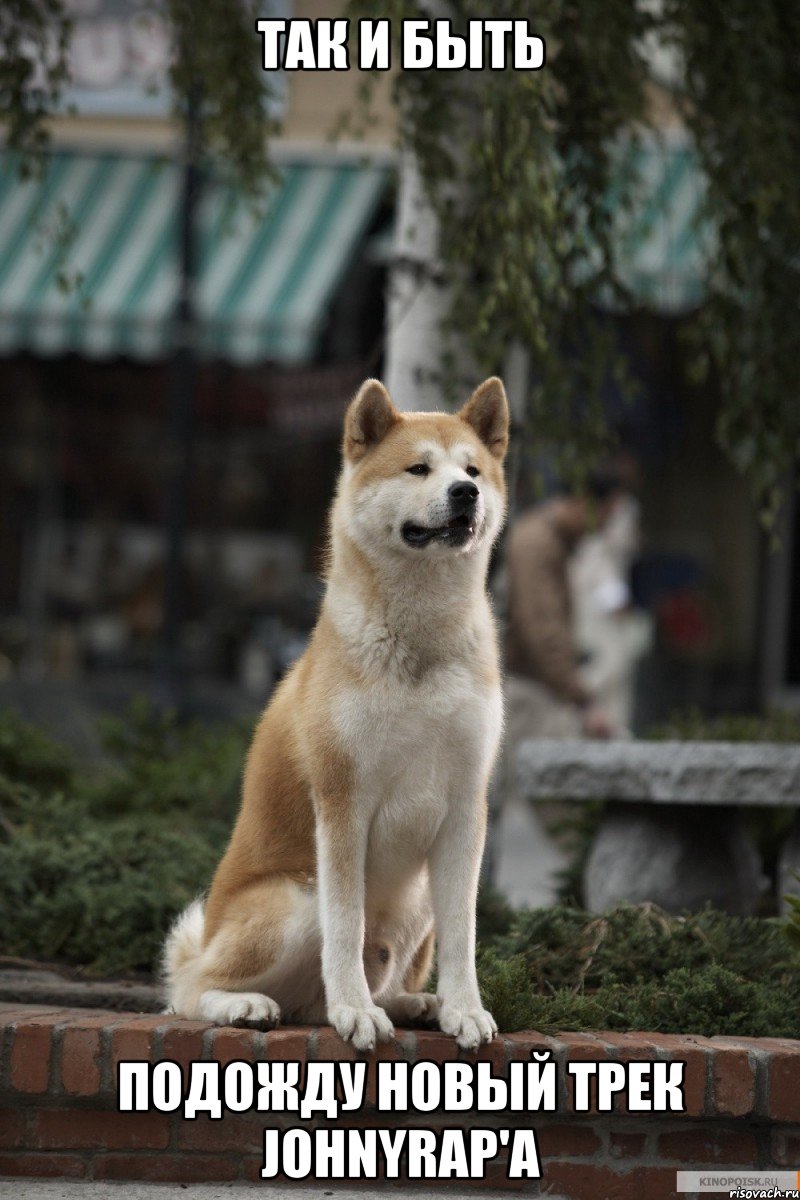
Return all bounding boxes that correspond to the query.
[404,927,436,993]
[163,377,509,1050]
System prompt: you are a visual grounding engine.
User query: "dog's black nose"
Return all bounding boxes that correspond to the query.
[448,480,479,508]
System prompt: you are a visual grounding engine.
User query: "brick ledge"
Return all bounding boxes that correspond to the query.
[2,1003,799,1196]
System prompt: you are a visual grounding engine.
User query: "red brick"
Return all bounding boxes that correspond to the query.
[109,1017,168,1080]
[94,1152,239,1182]
[461,1031,506,1073]
[242,1156,270,1183]
[412,1029,459,1064]
[365,1033,408,1106]
[264,1027,310,1062]
[600,1033,694,1118]
[112,1011,173,1032]
[0,1107,25,1148]
[58,1007,122,1021]
[176,1112,264,1154]
[505,1031,562,1060]
[538,1123,602,1157]
[609,1130,647,1159]
[0,1152,86,1178]
[560,1033,610,1115]
[23,1007,117,1030]
[558,1032,610,1052]
[9,1015,63,1093]
[602,1032,666,1051]
[60,1026,104,1096]
[542,1163,680,1200]
[672,1047,711,1118]
[211,1026,258,1067]
[314,1026,356,1061]
[657,1127,758,1165]
[246,1146,519,1190]
[541,1161,637,1199]
[5,1011,796,1194]
[640,1165,682,1200]
[711,1046,756,1117]
[335,1112,400,1132]
[771,1129,800,1166]
[60,1010,121,1026]
[631,1032,709,1118]
[467,1156,525,1191]
[0,1005,63,1023]
[738,1037,800,1052]
[769,1046,800,1122]
[160,1021,209,1079]
[30,1108,170,1151]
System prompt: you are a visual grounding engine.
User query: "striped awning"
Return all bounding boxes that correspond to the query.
[611,133,711,312]
[0,151,389,363]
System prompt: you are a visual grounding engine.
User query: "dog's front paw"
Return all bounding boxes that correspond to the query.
[384,992,439,1025]
[329,1003,394,1052]
[199,989,281,1029]
[438,1001,497,1050]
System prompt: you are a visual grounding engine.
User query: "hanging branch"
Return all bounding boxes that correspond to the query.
[664,0,800,528]
[349,0,800,516]
[349,0,654,485]
[1,0,72,168]
[164,0,279,196]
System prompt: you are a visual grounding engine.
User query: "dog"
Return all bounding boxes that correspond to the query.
[163,376,509,1051]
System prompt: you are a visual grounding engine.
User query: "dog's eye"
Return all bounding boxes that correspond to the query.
[466,465,480,478]
[406,463,430,476]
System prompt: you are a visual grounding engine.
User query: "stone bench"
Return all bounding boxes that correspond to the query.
[515,740,800,914]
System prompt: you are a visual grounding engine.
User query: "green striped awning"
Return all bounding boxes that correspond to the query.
[610,133,711,312]
[0,151,389,363]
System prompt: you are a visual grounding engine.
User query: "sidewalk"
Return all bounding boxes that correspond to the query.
[1,1185,527,1200]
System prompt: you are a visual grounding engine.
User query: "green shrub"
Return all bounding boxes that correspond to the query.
[475,902,800,1037]
[0,707,74,791]
[90,697,248,819]
[493,903,795,990]
[479,959,799,1039]
[0,701,246,975]
[0,813,226,974]
[648,707,800,743]
[2,705,800,1038]
[785,873,800,954]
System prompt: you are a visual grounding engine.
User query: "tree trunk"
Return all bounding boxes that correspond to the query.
[383,152,452,411]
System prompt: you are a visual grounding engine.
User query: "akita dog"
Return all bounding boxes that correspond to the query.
[163,376,509,1050]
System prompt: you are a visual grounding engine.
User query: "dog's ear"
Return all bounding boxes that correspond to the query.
[344,379,400,462]
[459,377,509,460]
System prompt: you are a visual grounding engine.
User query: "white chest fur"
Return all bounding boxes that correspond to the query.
[323,541,503,894]
[331,660,502,890]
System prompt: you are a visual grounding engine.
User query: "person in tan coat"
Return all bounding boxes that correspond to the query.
[504,476,626,744]
[490,473,628,904]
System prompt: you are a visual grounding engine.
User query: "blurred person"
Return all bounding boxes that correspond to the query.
[489,469,628,909]
[504,469,627,743]
[570,490,653,733]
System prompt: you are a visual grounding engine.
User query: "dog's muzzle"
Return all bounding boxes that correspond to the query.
[401,482,480,548]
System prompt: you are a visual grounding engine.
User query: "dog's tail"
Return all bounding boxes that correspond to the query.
[161,898,205,1014]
